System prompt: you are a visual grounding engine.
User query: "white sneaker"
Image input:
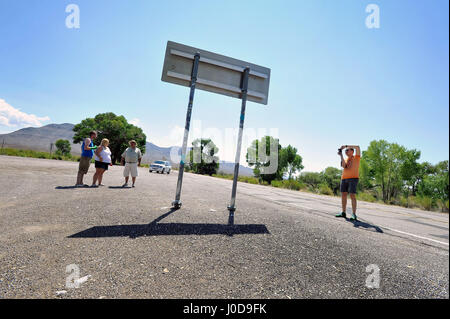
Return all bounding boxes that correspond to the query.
[122,183,128,188]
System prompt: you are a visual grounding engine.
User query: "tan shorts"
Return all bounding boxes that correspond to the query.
[123,162,138,177]
[78,156,92,175]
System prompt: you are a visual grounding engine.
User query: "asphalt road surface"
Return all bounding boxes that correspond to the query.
[0,155,448,298]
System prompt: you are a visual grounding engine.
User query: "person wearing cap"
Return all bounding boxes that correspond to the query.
[336,145,361,221]
[121,140,142,187]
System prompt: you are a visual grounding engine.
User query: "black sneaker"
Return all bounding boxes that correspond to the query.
[335,212,346,218]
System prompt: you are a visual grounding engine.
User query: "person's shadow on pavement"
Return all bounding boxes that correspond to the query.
[347,218,383,233]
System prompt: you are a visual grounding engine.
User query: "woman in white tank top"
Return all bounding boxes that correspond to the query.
[92,138,112,187]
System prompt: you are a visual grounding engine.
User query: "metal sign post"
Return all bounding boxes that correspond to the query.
[227,67,250,225]
[172,53,200,209]
[161,41,271,218]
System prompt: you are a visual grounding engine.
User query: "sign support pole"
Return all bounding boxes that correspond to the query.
[227,67,250,225]
[172,52,200,209]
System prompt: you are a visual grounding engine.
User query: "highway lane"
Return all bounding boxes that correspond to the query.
[0,155,448,298]
[226,179,449,248]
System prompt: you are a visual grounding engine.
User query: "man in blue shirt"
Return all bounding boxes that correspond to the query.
[75,131,97,187]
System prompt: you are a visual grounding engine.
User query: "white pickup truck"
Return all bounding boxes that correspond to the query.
[149,160,171,174]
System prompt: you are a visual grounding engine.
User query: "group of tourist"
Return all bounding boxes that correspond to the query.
[75,131,142,188]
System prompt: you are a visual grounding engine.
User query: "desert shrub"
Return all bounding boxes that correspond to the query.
[0,147,79,162]
[399,196,409,208]
[213,173,259,184]
[239,176,260,184]
[417,196,434,211]
[406,196,418,209]
[271,180,282,188]
[357,192,377,203]
[307,185,317,193]
[213,173,233,180]
[439,199,450,212]
[271,179,305,191]
[318,183,333,195]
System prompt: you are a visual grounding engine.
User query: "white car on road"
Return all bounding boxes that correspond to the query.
[149,160,171,174]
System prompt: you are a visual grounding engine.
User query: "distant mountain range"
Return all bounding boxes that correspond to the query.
[0,123,254,176]
[0,123,78,154]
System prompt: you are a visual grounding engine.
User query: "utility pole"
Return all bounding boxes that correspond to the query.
[50,143,53,157]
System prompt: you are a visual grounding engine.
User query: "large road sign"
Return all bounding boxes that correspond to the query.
[161,41,271,224]
[162,41,270,105]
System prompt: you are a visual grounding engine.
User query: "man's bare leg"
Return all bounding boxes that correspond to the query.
[336,192,348,217]
[350,193,357,214]
[350,193,357,220]
[132,177,136,187]
[341,192,348,213]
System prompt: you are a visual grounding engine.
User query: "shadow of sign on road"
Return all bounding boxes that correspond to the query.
[55,186,83,189]
[55,185,133,189]
[68,208,270,238]
[108,186,132,189]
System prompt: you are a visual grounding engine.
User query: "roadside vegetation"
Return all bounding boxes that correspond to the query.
[211,137,449,213]
[1,131,448,213]
[0,147,80,162]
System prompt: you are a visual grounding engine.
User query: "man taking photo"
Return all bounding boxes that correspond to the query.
[336,145,361,221]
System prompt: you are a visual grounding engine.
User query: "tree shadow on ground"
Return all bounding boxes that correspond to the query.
[68,208,270,238]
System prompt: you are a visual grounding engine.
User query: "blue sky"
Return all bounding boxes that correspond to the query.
[0,0,448,171]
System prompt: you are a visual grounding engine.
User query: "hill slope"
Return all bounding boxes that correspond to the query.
[0,123,79,154]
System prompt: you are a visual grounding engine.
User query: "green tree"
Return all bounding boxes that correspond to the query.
[417,160,449,207]
[298,172,323,190]
[55,139,71,156]
[187,138,219,175]
[321,167,342,195]
[363,140,409,202]
[73,112,146,164]
[359,157,374,191]
[400,149,422,196]
[280,145,304,179]
[246,136,285,184]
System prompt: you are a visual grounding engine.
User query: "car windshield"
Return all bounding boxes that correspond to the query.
[154,161,165,164]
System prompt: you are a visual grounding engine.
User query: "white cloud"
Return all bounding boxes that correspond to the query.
[0,99,50,128]
[150,125,185,147]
